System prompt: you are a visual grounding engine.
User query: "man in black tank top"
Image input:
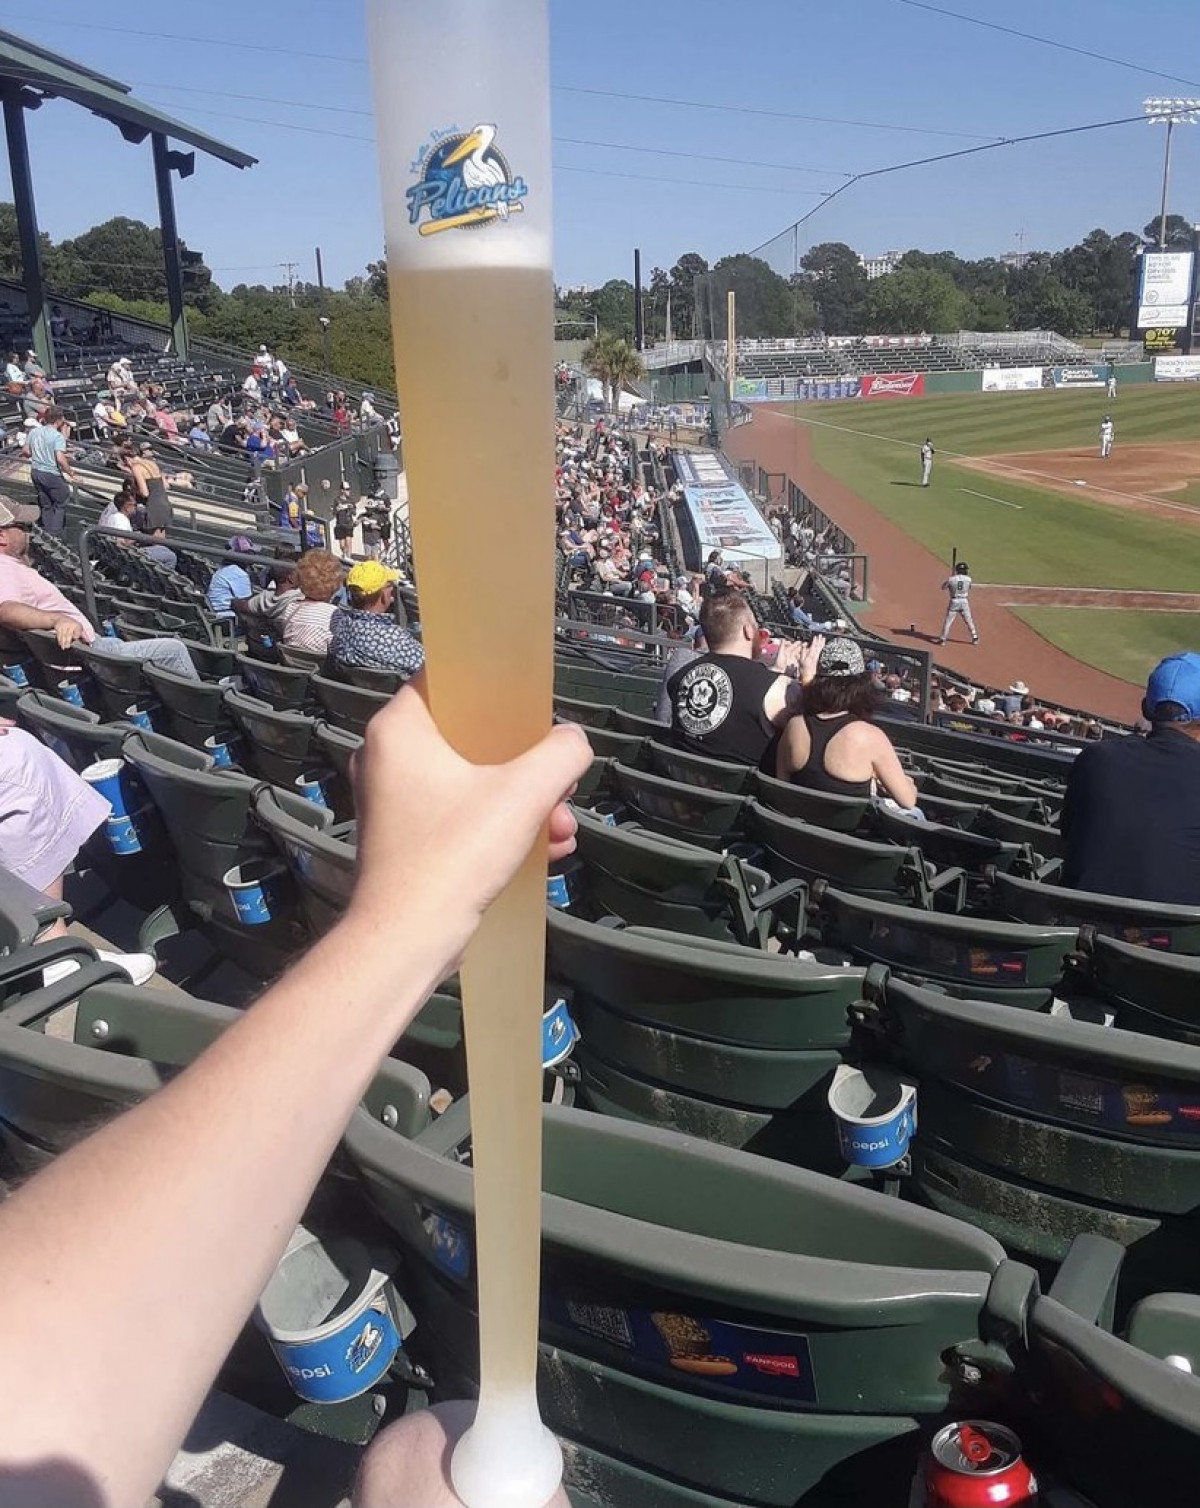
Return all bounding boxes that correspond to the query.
[668,588,822,770]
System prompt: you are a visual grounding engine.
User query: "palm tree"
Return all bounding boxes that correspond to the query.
[583,331,644,415]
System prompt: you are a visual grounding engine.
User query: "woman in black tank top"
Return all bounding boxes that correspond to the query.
[775,637,919,809]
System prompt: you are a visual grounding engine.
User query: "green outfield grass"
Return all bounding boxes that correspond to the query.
[785,386,1200,590]
[1014,607,1200,686]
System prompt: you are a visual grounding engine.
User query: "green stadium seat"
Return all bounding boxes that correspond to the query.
[336,661,403,695]
[140,664,229,751]
[547,908,862,1168]
[181,640,238,680]
[745,803,965,910]
[973,805,1065,863]
[753,770,870,832]
[1079,934,1200,1043]
[860,970,1200,1296]
[577,725,647,764]
[610,763,748,851]
[20,626,88,699]
[815,887,1076,1008]
[0,972,238,1172]
[870,804,1036,877]
[991,871,1200,953]
[74,641,153,723]
[223,688,318,787]
[919,773,1048,823]
[234,653,314,712]
[571,811,799,948]
[310,674,390,738]
[612,707,670,739]
[345,1081,1019,1507]
[15,691,131,770]
[122,730,310,976]
[647,741,756,795]
[253,786,355,936]
[552,694,615,729]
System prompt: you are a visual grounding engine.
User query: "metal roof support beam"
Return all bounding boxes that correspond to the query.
[152,133,192,361]
[2,85,53,375]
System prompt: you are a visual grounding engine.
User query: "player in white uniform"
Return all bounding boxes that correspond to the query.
[938,561,978,645]
[1099,415,1114,459]
[920,438,934,487]
[1105,361,1117,399]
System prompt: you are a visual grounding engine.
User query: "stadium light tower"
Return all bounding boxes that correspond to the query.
[1144,98,1200,249]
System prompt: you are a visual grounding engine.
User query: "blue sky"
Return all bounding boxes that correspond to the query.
[1,0,1197,291]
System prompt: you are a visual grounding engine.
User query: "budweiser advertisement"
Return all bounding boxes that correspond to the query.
[861,372,926,399]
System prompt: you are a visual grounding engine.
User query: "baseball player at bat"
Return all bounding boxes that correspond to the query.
[937,560,978,645]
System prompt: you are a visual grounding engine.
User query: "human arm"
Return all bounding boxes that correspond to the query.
[0,687,591,1508]
[774,716,809,781]
[0,600,92,649]
[54,431,77,483]
[867,728,919,808]
[762,635,825,727]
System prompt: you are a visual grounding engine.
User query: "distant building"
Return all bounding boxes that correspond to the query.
[859,251,903,281]
[999,252,1025,270]
[559,283,593,296]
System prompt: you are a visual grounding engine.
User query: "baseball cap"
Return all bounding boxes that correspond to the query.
[0,494,39,527]
[346,560,399,595]
[1145,653,1200,721]
[817,637,866,678]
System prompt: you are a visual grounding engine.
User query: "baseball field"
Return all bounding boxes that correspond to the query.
[771,384,1200,694]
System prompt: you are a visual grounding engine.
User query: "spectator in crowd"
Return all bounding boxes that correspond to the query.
[333,485,357,561]
[283,550,343,656]
[0,687,584,1508]
[654,631,705,723]
[188,416,213,452]
[20,376,51,424]
[207,396,232,437]
[98,487,137,538]
[118,441,172,530]
[330,560,424,677]
[774,637,919,808]
[107,356,138,397]
[359,392,379,426]
[1061,653,1200,904]
[49,305,68,340]
[241,370,262,405]
[666,589,821,770]
[22,349,44,380]
[244,425,275,469]
[140,526,177,573]
[92,395,127,437]
[207,537,257,623]
[4,351,25,388]
[0,721,158,984]
[280,372,304,408]
[279,413,306,457]
[23,406,76,536]
[235,560,301,636]
[0,494,199,681]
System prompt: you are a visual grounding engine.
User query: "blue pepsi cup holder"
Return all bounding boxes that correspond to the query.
[82,758,146,856]
[124,703,154,731]
[546,857,583,909]
[542,997,580,1069]
[223,859,286,927]
[2,664,28,686]
[294,769,331,809]
[58,679,85,707]
[204,734,242,769]
[827,1063,917,1171]
[256,1228,406,1405]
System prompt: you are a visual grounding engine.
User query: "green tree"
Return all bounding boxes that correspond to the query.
[669,251,709,337]
[582,330,643,412]
[1142,212,1194,249]
[707,253,801,338]
[365,257,389,300]
[591,279,635,340]
[865,266,970,333]
[797,242,868,334]
[1054,228,1139,334]
[0,202,56,284]
[49,216,216,310]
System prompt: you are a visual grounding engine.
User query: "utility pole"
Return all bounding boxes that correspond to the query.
[278,260,298,309]
[1015,229,1026,270]
[632,247,644,351]
[727,290,737,388]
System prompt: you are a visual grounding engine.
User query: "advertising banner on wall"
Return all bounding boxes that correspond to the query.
[671,450,782,575]
[1154,354,1200,382]
[1049,366,1105,388]
[1143,327,1182,353]
[981,366,1043,392]
[861,372,925,399]
[732,377,861,403]
[1137,250,1195,330]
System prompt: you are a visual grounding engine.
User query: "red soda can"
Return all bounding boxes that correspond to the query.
[924,1420,1037,1506]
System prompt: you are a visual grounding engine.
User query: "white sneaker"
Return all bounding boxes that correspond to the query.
[42,950,157,989]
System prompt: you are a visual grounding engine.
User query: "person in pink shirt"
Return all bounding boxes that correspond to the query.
[0,494,198,680]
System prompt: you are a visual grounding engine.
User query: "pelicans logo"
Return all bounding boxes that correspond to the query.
[406,124,528,237]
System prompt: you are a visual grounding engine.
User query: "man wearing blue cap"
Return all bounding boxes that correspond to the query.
[1061,652,1200,903]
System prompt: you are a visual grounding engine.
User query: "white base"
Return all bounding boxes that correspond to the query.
[450,1394,562,1508]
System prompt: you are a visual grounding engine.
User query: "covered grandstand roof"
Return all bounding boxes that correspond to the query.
[0,27,256,169]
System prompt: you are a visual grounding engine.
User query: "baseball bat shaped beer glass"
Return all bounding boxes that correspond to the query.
[366,3,562,1506]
